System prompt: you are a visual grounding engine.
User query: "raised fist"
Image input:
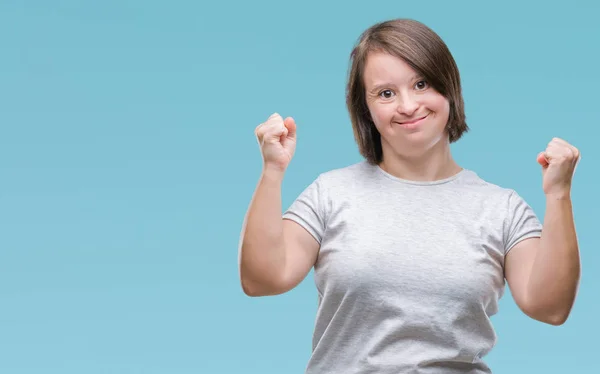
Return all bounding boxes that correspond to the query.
[254,113,297,173]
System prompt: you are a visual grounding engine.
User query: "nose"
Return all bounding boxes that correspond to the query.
[396,93,419,117]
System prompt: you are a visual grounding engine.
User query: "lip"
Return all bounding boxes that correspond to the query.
[396,114,429,128]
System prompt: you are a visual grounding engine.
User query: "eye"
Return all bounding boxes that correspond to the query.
[415,80,429,90]
[378,89,395,99]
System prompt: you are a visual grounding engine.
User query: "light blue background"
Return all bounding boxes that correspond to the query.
[1,1,598,373]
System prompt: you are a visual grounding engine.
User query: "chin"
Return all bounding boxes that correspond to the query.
[387,132,448,156]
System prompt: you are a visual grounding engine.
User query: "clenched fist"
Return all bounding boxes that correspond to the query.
[255,113,297,173]
[537,137,581,197]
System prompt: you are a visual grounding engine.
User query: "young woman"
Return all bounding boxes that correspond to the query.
[238,18,581,374]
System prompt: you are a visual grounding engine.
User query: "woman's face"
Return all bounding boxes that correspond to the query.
[363,51,451,159]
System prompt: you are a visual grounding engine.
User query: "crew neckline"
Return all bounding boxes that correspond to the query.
[374,163,469,186]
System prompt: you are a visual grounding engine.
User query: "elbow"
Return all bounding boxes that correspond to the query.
[548,318,567,326]
[239,271,287,297]
[523,301,572,326]
[241,280,263,297]
[240,273,268,297]
[542,310,571,326]
[240,275,255,296]
[241,281,285,297]
[530,310,570,326]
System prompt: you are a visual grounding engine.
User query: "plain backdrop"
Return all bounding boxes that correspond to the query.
[1,1,598,373]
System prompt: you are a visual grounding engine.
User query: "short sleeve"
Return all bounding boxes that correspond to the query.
[504,190,543,254]
[282,175,327,244]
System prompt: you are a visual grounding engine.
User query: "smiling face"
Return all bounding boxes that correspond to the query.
[363,51,451,159]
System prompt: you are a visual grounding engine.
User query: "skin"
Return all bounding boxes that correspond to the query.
[504,139,581,325]
[362,51,462,181]
[238,51,581,327]
[238,114,319,296]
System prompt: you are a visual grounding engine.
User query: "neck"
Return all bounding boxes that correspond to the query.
[378,139,461,182]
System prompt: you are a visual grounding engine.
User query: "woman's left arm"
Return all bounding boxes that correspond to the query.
[505,137,581,326]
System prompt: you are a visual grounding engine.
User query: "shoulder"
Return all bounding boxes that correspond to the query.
[291,161,378,210]
[456,169,518,201]
[457,170,540,224]
[287,161,372,205]
[313,161,376,189]
[283,162,373,229]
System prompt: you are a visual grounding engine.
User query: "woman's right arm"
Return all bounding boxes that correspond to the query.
[239,168,319,297]
[238,113,320,297]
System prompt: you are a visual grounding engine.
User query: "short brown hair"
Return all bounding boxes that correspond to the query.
[346,19,468,164]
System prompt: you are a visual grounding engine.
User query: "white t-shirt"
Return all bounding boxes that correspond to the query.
[283,161,542,374]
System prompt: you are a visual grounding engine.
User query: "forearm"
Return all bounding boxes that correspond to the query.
[239,168,287,293]
[527,193,580,323]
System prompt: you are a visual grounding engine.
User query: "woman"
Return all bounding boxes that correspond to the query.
[238,18,581,373]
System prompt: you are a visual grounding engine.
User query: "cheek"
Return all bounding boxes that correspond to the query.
[369,104,395,125]
[428,96,450,120]
[441,100,450,116]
